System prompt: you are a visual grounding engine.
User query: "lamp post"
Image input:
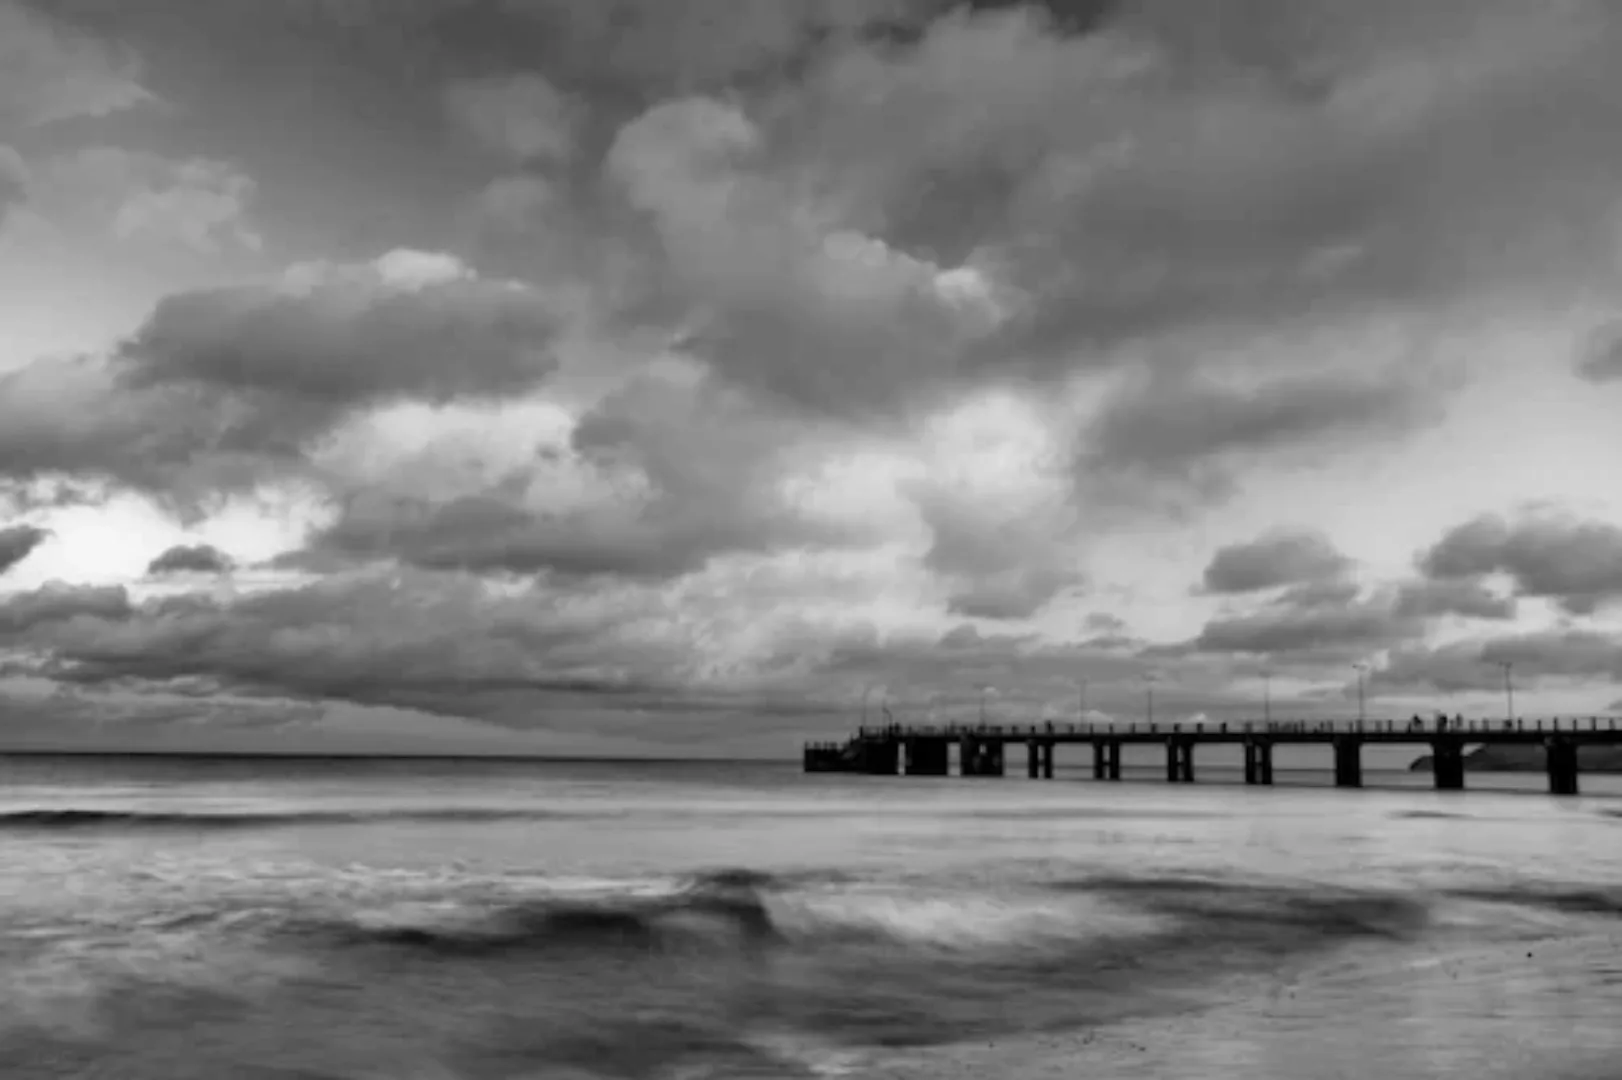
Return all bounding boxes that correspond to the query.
[1262,668,1272,724]
[1078,677,1089,722]
[979,685,990,726]
[1353,663,1369,723]
[1498,660,1514,721]
[861,683,876,727]
[1144,673,1158,726]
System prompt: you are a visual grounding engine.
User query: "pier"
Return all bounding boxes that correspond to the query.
[802,717,1622,796]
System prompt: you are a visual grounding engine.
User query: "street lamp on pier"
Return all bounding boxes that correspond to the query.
[1497,660,1514,721]
[1353,663,1369,723]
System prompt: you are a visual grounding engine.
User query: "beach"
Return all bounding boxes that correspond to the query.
[0,753,1619,1079]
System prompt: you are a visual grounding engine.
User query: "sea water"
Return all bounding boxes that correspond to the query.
[0,753,1619,1079]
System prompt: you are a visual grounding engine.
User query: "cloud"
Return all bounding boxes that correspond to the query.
[146,543,233,577]
[0,582,133,635]
[0,1,153,128]
[0,145,26,223]
[1392,577,1516,621]
[1200,530,1352,594]
[290,365,866,580]
[1191,581,1421,664]
[0,524,50,575]
[1379,628,1622,694]
[26,148,262,253]
[1576,321,1622,383]
[1080,367,1440,504]
[445,73,577,163]
[1417,511,1622,615]
[0,250,565,507]
[606,94,1006,417]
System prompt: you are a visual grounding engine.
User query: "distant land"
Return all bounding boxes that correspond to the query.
[1409,743,1622,774]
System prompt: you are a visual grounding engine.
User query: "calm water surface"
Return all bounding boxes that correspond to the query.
[0,754,1619,1079]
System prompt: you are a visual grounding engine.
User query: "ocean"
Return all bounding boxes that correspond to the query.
[1,753,1619,1079]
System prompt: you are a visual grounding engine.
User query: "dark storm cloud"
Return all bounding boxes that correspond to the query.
[145,543,233,577]
[0,524,50,575]
[1576,321,1622,383]
[1199,530,1352,595]
[1417,512,1622,615]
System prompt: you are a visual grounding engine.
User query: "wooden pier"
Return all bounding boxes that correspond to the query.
[802,717,1622,796]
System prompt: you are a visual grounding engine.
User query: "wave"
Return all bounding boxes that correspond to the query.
[0,805,589,831]
[308,868,790,957]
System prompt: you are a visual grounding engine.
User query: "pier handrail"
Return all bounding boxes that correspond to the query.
[832,715,1621,742]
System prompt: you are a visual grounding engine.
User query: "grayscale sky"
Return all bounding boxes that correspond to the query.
[3,0,1622,756]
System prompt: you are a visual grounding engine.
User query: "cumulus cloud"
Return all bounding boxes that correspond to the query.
[606,94,1007,416]
[445,73,577,163]
[1392,577,1516,621]
[289,365,866,580]
[146,543,233,577]
[1418,511,1622,615]
[1191,581,1421,665]
[0,524,50,575]
[0,583,133,635]
[1200,530,1352,595]
[0,1,153,128]
[25,148,261,253]
[1379,629,1622,694]
[0,250,565,507]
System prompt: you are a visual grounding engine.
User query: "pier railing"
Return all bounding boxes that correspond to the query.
[851,717,1620,739]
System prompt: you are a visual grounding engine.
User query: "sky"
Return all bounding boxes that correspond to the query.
[3,0,1622,758]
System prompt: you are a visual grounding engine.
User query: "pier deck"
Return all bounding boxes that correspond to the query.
[803,717,1622,795]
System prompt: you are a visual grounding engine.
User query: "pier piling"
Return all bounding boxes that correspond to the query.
[1332,736,1363,788]
[806,716,1622,796]
[1430,737,1466,791]
[1546,736,1579,796]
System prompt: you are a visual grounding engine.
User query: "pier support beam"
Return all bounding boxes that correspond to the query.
[1430,737,1465,791]
[861,739,900,776]
[1025,740,1057,779]
[904,738,949,777]
[1091,740,1121,781]
[961,737,1005,778]
[1332,736,1363,788]
[1164,738,1194,783]
[1546,736,1580,796]
[1243,740,1274,786]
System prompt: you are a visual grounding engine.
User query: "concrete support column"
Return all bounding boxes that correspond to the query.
[1332,736,1363,788]
[861,739,899,776]
[1546,736,1580,796]
[904,738,949,777]
[1244,740,1274,785]
[1164,739,1194,783]
[961,738,1005,778]
[1431,737,1466,791]
[1026,741,1041,779]
[1041,741,1055,780]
